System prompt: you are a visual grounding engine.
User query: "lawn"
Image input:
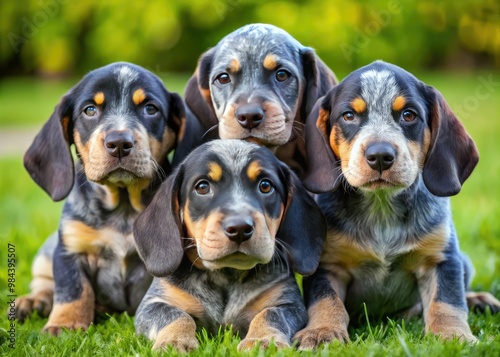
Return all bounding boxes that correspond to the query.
[0,71,499,356]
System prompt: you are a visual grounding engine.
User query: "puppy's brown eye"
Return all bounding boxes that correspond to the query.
[195,180,211,195]
[402,110,416,122]
[259,179,273,194]
[145,104,158,115]
[342,111,355,121]
[84,106,97,117]
[215,73,231,85]
[276,69,290,82]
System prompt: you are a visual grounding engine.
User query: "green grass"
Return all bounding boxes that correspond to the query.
[1,71,499,355]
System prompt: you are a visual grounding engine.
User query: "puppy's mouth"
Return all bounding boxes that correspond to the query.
[202,252,264,270]
[102,168,137,184]
[97,167,148,187]
[360,177,406,192]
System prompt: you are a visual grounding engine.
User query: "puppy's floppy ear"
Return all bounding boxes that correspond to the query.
[423,87,479,196]
[24,95,74,201]
[303,94,341,193]
[277,164,327,276]
[133,166,185,277]
[167,92,186,139]
[171,107,207,168]
[184,48,218,129]
[300,47,337,117]
[197,48,215,91]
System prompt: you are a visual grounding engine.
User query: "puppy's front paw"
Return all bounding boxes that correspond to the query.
[426,301,477,343]
[153,316,199,353]
[429,324,478,343]
[153,334,199,353]
[467,292,500,314]
[42,322,90,336]
[293,325,349,350]
[15,290,53,322]
[238,335,290,351]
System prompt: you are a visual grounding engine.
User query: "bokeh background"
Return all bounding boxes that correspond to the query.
[0,0,499,354]
[0,0,499,338]
[1,0,499,76]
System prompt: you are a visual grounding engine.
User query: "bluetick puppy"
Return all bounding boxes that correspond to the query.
[175,23,337,176]
[294,61,500,348]
[133,140,326,352]
[18,62,187,334]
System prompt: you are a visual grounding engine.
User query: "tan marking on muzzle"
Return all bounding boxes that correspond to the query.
[128,178,151,213]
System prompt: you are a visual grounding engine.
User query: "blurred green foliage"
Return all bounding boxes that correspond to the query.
[1,0,499,77]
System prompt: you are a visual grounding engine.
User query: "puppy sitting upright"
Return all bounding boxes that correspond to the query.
[174,23,337,176]
[133,140,326,352]
[19,62,186,334]
[295,61,500,348]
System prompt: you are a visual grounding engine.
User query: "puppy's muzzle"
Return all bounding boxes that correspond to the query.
[235,104,264,130]
[223,216,254,244]
[365,141,396,173]
[105,130,134,159]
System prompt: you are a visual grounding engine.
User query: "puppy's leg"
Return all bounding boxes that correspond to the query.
[238,281,307,351]
[461,252,500,314]
[42,242,95,335]
[467,292,500,314]
[417,240,477,342]
[15,233,57,322]
[294,268,350,350]
[135,300,199,353]
[136,279,202,352]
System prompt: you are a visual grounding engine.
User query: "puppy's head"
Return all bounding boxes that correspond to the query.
[184,23,336,148]
[24,62,186,202]
[134,140,326,277]
[304,60,478,197]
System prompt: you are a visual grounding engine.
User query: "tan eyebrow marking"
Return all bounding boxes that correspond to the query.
[247,160,262,182]
[132,88,146,105]
[208,162,223,182]
[263,54,279,71]
[94,92,105,105]
[229,58,240,72]
[392,95,406,111]
[350,97,366,114]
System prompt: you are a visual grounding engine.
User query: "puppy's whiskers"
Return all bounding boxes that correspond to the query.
[330,164,349,191]
[151,157,167,182]
[291,121,305,142]
[189,256,201,271]
[201,123,219,141]
[273,239,292,273]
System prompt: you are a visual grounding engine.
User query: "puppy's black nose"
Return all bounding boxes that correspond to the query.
[105,131,134,159]
[365,142,396,173]
[223,217,254,244]
[235,105,264,130]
